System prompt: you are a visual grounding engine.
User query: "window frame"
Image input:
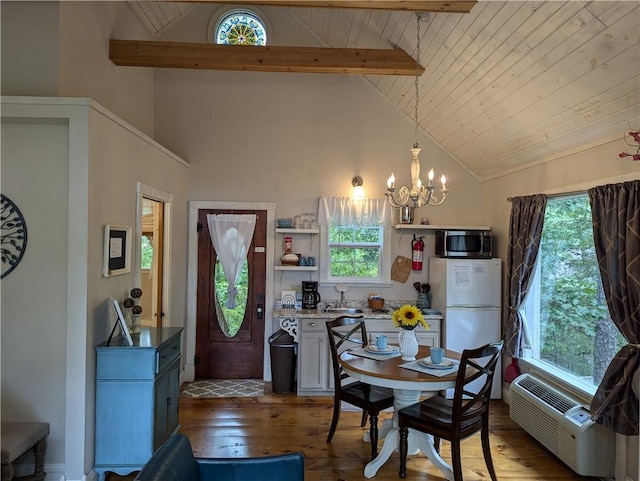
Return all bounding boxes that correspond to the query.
[319,224,392,286]
[521,260,599,399]
[208,8,270,46]
[519,191,614,401]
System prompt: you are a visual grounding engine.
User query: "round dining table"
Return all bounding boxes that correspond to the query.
[339,345,463,480]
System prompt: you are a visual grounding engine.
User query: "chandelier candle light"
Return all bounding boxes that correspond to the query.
[385,12,449,210]
[392,304,430,361]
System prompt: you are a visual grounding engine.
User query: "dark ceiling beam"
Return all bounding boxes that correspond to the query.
[109,39,426,75]
[150,1,477,14]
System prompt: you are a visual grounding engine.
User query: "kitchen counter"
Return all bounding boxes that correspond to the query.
[272,307,443,320]
[276,307,444,396]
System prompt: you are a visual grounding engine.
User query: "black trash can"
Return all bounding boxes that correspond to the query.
[269,329,297,394]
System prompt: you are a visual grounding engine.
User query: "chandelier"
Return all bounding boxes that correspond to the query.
[385,13,448,209]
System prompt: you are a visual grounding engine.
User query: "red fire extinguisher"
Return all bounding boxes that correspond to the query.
[412,235,424,271]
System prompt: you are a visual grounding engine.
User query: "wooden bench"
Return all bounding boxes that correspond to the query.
[1,422,49,481]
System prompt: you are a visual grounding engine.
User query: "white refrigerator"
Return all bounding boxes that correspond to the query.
[428,257,502,399]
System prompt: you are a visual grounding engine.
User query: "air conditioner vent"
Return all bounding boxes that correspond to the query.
[510,373,615,477]
[517,375,577,414]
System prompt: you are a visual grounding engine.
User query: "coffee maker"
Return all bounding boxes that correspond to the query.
[302,281,321,310]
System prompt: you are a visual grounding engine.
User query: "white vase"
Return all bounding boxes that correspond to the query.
[398,328,419,361]
[130,314,141,334]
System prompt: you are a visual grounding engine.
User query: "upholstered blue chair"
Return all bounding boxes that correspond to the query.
[134,434,304,481]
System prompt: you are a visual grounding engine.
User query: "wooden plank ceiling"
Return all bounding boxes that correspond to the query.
[126,1,640,181]
[146,1,477,13]
[115,2,468,74]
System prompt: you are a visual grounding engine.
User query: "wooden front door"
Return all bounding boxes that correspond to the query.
[195,209,267,379]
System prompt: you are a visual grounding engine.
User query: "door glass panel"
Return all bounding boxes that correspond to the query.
[214,258,249,337]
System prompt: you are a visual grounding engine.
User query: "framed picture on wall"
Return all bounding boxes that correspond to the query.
[103,225,132,277]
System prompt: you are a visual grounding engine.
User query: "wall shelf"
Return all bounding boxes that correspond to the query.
[393,224,491,231]
[276,227,319,274]
[276,228,319,234]
[275,265,318,271]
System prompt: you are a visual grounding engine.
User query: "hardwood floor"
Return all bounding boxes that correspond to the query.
[108,383,600,481]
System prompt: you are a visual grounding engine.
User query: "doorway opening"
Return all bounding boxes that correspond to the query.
[137,183,172,329]
[140,197,164,327]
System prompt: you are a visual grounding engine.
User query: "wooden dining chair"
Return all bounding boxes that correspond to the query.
[325,316,395,460]
[398,341,504,480]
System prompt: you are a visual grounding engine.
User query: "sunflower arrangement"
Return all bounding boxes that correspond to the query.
[392,304,429,330]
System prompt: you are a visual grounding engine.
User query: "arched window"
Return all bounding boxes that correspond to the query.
[214,10,267,46]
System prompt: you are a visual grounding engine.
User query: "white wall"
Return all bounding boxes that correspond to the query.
[85,103,190,476]
[483,140,640,481]
[483,137,640,262]
[1,120,70,469]
[1,1,155,138]
[153,5,484,307]
[57,1,155,137]
[0,1,59,96]
[87,104,190,351]
[1,2,163,477]
[2,1,635,479]
[1,97,190,480]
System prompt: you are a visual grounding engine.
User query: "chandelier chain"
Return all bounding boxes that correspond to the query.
[385,12,448,209]
[414,14,420,148]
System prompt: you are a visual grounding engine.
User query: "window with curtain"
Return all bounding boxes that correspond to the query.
[318,197,391,285]
[522,193,625,394]
[326,225,384,281]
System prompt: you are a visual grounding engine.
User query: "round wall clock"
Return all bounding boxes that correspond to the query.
[1,194,28,279]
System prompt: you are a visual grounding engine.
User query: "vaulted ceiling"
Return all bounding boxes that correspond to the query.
[126,1,640,181]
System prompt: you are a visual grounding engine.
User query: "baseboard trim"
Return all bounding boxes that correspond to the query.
[11,462,65,480]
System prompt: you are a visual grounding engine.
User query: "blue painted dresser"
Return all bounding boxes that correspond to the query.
[95,327,183,480]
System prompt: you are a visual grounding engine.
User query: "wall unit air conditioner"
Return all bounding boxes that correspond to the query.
[510,373,614,477]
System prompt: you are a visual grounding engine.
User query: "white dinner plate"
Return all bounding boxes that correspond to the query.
[364,345,399,355]
[418,357,457,369]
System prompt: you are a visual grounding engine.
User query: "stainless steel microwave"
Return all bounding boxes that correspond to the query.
[435,230,492,258]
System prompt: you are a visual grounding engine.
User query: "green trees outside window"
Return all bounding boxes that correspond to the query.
[214,259,248,337]
[536,195,623,387]
[328,225,381,279]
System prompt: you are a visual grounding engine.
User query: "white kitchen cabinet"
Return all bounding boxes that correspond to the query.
[297,319,331,394]
[296,316,441,396]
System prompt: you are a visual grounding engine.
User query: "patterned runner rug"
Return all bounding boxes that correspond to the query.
[180,379,265,398]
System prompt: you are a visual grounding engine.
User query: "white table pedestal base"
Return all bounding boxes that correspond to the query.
[363,388,454,480]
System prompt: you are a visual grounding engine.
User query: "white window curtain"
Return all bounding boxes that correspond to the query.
[206,214,256,309]
[318,197,389,226]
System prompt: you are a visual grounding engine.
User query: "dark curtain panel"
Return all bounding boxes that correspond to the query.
[588,180,640,436]
[504,194,547,358]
